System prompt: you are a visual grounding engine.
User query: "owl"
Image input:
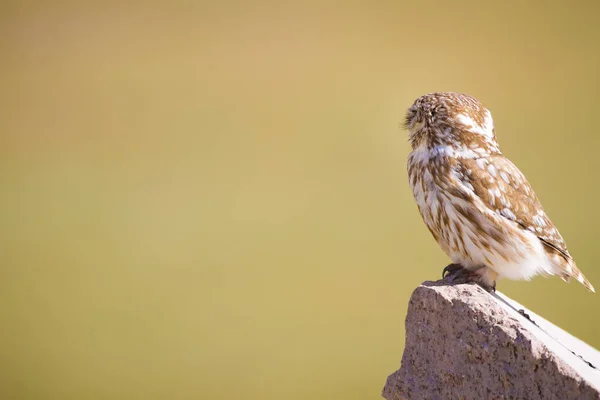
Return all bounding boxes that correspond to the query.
[405,92,594,292]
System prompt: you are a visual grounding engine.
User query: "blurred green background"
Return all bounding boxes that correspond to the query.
[2,1,599,399]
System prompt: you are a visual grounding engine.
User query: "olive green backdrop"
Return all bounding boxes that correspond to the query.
[2,1,599,399]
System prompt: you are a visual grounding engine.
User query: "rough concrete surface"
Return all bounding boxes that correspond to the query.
[383,280,600,400]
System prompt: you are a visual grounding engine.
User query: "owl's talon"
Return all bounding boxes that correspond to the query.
[478,280,496,293]
[442,263,464,279]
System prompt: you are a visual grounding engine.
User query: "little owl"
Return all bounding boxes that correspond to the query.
[405,92,594,292]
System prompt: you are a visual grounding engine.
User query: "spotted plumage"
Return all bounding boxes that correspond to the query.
[406,92,594,292]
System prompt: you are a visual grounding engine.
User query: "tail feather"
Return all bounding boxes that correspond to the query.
[570,263,595,293]
[552,254,595,292]
[559,274,570,283]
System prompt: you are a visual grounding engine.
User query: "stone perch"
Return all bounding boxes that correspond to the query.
[382,280,600,399]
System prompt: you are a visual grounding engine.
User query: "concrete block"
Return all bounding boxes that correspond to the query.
[382,280,600,399]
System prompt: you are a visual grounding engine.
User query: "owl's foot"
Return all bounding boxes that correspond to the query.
[442,264,496,293]
[443,264,479,285]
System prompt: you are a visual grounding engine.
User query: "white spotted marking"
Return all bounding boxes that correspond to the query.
[456,111,495,139]
[488,189,496,206]
[476,158,487,170]
[501,208,516,220]
[532,215,547,227]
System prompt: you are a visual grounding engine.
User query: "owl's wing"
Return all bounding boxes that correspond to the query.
[456,155,571,261]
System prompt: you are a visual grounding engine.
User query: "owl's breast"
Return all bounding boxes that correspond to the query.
[407,153,457,256]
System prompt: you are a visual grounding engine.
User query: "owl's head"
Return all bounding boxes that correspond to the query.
[405,92,499,155]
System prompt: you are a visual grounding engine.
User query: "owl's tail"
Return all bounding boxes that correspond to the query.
[575,269,595,293]
[560,261,595,293]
